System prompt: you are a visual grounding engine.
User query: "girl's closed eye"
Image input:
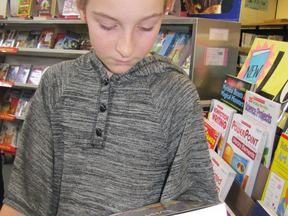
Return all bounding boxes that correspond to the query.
[100,24,117,31]
[139,26,154,31]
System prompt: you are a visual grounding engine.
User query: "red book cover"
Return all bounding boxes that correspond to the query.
[204,117,221,150]
[53,33,66,49]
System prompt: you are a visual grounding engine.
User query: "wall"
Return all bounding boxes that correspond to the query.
[276,0,288,19]
[239,0,277,25]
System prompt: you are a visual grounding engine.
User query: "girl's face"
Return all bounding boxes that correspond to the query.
[79,0,165,77]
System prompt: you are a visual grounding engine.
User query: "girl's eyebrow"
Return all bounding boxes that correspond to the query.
[92,12,163,22]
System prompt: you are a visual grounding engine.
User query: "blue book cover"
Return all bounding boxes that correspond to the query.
[62,31,80,50]
[158,31,179,56]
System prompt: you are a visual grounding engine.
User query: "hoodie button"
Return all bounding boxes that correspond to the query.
[103,78,109,86]
[96,128,102,136]
[100,104,106,112]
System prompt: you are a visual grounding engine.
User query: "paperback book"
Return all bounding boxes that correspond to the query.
[25,31,41,48]
[237,38,288,104]
[15,31,30,48]
[150,30,170,54]
[53,32,66,49]
[62,31,80,50]
[219,74,257,113]
[108,200,227,216]
[37,28,56,49]
[15,89,34,117]
[251,200,277,216]
[0,120,22,148]
[0,64,10,81]
[261,133,288,216]
[158,31,179,56]
[2,30,18,47]
[167,33,190,65]
[0,30,5,47]
[6,65,20,82]
[243,91,281,168]
[207,99,237,157]
[78,33,92,50]
[38,0,52,15]
[0,89,21,115]
[62,0,79,16]
[27,65,47,85]
[14,64,31,84]
[17,0,33,16]
[222,113,268,197]
[204,117,221,150]
[209,149,236,201]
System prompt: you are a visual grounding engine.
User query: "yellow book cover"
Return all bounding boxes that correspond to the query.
[237,38,288,104]
[17,0,32,16]
[261,133,288,216]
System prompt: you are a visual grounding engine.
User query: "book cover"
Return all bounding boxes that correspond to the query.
[108,200,226,216]
[209,149,236,201]
[2,30,18,47]
[237,38,288,104]
[243,91,281,168]
[62,0,79,16]
[0,63,10,81]
[25,30,41,48]
[0,120,21,148]
[204,117,221,150]
[27,65,47,85]
[53,32,66,49]
[15,89,34,117]
[14,64,31,84]
[158,31,179,56]
[24,91,35,116]
[38,0,52,14]
[150,30,170,54]
[62,31,80,50]
[0,30,5,47]
[15,31,30,48]
[219,74,257,113]
[78,33,92,50]
[17,0,32,16]
[207,99,237,157]
[6,65,20,82]
[37,28,56,49]
[0,89,21,115]
[222,114,268,197]
[251,200,277,216]
[167,33,190,65]
[261,133,288,216]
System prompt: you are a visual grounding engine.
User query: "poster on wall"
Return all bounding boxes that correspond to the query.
[245,0,268,12]
[181,0,242,22]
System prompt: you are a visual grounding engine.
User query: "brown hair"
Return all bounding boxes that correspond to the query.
[77,0,169,12]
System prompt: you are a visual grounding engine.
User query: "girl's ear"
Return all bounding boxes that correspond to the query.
[78,8,87,23]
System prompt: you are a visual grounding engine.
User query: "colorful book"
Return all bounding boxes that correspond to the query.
[24,91,35,116]
[158,31,179,56]
[150,30,170,54]
[17,0,33,16]
[78,33,92,50]
[250,200,277,216]
[37,28,56,49]
[0,120,21,148]
[62,31,80,50]
[25,30,41,48]
[204,117,221,150]
[108,200,226,216]
[222,114,268,197]
[219,74,257,113]
[6,65,20,82]
[0,63,10,81]
[0,89,21,115]
[27,65,47,85]
[167,33,190,65]
[207,99,237,157]
[261,133,288,216]
[237,38,288,103]
[14,64,31,83]
[53,33,66,49]
[209,149,236,201]
[62,0,79,16]
[0,30,5,47]
[243,91,281,168]
[2,30,18,47]
[15,31,30,48]
[15,89,34,117]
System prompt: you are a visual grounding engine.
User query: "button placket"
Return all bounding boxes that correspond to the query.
[92,77,110,147]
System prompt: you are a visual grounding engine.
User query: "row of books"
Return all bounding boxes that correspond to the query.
[150,30,191,69]
[241,32,284,48]
[0,28,92,50]
[0,63,48,85]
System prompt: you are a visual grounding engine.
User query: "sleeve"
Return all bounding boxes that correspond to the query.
[160,78,218,203]
[3,71,55,216]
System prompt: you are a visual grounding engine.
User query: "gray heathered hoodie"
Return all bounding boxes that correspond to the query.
[4,50,218,216]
